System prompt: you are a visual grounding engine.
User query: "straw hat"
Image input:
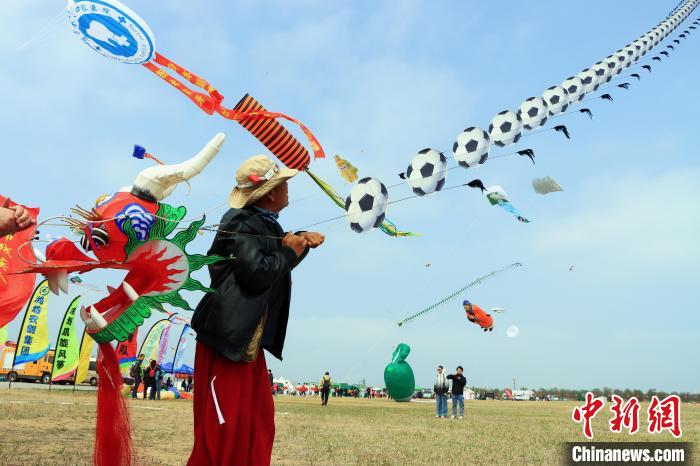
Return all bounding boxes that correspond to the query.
[229,155,298,208]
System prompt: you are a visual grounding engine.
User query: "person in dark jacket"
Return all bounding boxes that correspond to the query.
[146,360,159,400]
[319,372,332,406]
[447,366,467,419]
[130,354,145,399]
[188,155,324,466]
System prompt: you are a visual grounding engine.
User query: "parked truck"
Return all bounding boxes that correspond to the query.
[1,342,54,384]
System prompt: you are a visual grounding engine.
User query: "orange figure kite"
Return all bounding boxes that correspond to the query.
[463,300,493,332]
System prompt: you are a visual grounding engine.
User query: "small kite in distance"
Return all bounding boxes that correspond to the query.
[532,176,563,195]
[517,149,535,165]
[579,108,593,119]
[554,125,570,139]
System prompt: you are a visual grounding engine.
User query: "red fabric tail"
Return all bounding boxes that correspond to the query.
[95,342,134,466]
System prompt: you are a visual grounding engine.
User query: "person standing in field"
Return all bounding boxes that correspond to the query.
[146,360,159,400]
[130,354,145,399]
[320,372,332,406]
[268,369,276,396]
[434,365,449,418]
[189,155,324,465]
[447,366,467,419]
[154,363,164,400]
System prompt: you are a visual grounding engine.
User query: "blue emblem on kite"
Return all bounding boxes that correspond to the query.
[115,203,155,241]
[67,0,156,65]
[77,14,137,58]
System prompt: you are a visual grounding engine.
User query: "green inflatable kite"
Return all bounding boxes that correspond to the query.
[384,343,415,402]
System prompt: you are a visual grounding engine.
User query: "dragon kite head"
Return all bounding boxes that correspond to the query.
[22,133,226,343]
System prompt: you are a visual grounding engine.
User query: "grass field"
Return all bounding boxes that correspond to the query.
[0,389,697,465]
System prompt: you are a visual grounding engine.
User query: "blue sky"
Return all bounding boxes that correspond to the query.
[2,1,699,392]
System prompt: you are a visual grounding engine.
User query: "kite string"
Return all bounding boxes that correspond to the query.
[15,9,65,51]
[30,18,696,246]
[397,262,523,326]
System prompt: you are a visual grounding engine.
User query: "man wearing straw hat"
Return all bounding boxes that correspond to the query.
[190,155,324,466]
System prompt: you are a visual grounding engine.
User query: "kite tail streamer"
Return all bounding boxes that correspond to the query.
[141,57,325,166]
[305,169,345,209]
[378,219,419,237]
[152,53,222,101]
[143,60,220,115]
[226,94,318,168]
[397,263,523,326]
[94,342,134,466]
[305,170,417,237]
[497,200,531,223]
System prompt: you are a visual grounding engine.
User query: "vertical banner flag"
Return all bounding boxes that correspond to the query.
[0,196,39,328]
[0,326,8,352]
[157,318,175,364]
[13,280,50,366]
[139,319,169,364]
[75,329,95,384]
[116,327,139,377]
[51,296,81,382]
[172,324,191,373]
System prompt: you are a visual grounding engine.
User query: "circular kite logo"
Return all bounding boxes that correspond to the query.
[67,0,155,64]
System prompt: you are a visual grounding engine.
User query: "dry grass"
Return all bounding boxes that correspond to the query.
[0,389,697,465]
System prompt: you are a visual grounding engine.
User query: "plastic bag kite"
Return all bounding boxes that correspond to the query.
[463,299,494,332]
[65,0,413,236]
[397,263,522,326]
[467,180,530,223]
[532,176,563,194]
[334,155,359,183]
[18,133,226,466]
[384,343,415,402]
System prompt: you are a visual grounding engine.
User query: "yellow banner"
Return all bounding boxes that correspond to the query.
[51,297,81,382]
[139,319,169,364]
[13,280,50,366]
[75,329,94,384]
[0,325,7,352]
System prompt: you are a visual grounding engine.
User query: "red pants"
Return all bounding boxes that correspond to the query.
[187,342,274,466]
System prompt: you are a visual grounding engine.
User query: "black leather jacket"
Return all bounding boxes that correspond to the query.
[191,207,307,362]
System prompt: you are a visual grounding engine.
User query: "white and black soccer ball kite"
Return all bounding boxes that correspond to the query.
[577,68,599,94]
[591,61,611,85]
[604,55,622,77]
[517,97,548,130]
[561,76,585,104]
[542,85,570,116]
[405,148,447,196]
[453,127,490,168]
[488,110,522,147]
[344,177,389,233]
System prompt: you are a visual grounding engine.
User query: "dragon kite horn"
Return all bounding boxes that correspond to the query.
[132,133,226,201]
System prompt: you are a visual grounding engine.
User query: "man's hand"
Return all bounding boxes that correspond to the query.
[0,198,17,237]
[298,231,325,248]
[10,204,35,231]
[282,232,308,257]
